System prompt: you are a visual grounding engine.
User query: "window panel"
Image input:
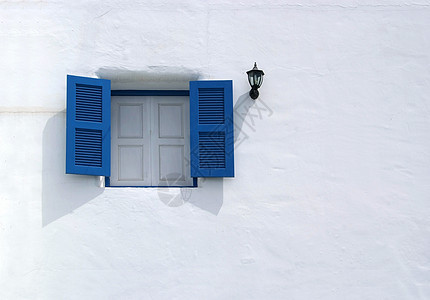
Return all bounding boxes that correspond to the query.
[158,104,184,138]
[119,145,144,181]
[159,145,185,182]
[119,104,143,138]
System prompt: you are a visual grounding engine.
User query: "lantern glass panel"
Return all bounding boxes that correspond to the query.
[248,74,255,87]
[254,74,262,87]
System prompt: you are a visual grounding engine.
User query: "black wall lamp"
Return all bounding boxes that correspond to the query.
[246,62,264,99]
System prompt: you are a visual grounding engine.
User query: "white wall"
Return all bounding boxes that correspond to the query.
[1,1,430,299]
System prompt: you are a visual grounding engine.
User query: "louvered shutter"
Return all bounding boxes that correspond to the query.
[190,80,234,177]
[66,75,111,176]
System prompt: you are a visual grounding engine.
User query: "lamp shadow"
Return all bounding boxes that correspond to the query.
[233,92,256,149]
[168,92,257,215]
[163,92,258,215]
[42,113,103,227]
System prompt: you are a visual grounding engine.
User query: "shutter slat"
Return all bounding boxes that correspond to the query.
[199,131,226,168]
[75,128,103,167]
[197,87,225,125]
[75,83,103,123]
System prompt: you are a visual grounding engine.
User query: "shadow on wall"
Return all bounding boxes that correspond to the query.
[96,67,201,89]
[154,92,264,215]
[233,91,273,145]
[96,67,225,215]
[42,113,102,227]
[234,92,255,142]
[174,93,259,215]
[156,178,224,215]
[41,73,258,223]
[42,113,223,223]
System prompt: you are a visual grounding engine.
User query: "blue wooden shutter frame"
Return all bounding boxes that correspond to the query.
[66,75,111,176]
[190,80,234,177]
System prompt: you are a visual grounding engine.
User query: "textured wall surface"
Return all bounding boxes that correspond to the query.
[1,1,430,299]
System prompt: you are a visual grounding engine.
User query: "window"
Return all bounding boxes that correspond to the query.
[65,75,234,187]
[110,95,193,187]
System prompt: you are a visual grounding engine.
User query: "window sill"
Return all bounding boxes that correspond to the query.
[103,177,198,188]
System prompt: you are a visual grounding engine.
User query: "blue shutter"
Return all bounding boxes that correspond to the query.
[190,80,234,177]
[66,75,111,176]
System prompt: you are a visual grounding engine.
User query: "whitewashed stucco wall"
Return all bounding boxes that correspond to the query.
[1,1,430,299]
